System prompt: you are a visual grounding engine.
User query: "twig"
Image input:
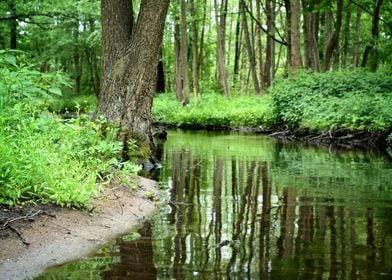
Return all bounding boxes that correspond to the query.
[9,225,30,246]
[0,210,41,230]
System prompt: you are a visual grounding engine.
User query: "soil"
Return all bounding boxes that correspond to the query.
[0,177,159,280]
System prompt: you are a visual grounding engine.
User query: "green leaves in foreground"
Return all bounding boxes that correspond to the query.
[0,52,139,208]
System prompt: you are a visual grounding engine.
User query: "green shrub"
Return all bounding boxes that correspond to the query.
[270,70,392,131]
[152,92,276,128]
[0,51,139,207]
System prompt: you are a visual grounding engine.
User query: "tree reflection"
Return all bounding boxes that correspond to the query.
[151,132,392,279]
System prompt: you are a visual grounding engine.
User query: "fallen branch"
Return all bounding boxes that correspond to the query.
[0,210,41,230]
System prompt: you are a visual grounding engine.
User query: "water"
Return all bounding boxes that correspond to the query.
[37,130,392,279]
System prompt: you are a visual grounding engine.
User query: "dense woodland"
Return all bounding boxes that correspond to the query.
[1,0,391,96]
[0,0,392,206]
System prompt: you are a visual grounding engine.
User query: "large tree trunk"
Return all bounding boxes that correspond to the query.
[289,0,302,70]
[323,0,344,71]
[98,0,134,121]
[241,0,260,95]
[97,0,170,160]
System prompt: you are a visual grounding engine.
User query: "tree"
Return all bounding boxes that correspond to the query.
[289,0,302,70]
[179,0,190,106]
[214,0,231,97]
[361,0,384,70]
[323,0,344,71]
[96,0,170,161]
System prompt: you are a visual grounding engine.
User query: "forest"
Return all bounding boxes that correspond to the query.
[1,1,392,278]
[0,0,391,207]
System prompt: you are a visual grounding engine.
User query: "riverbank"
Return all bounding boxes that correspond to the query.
[0,177,159,280]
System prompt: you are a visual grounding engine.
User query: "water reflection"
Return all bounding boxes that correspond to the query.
[154,131,392,279]
[37,130,392,279]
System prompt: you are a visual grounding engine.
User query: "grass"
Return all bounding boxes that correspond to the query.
[153,92,276,129]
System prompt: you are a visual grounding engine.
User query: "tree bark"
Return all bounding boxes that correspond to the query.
[98,0,134,120]
[9,0,17,49]
[342,1,352,68]
[214,0,231,97]
[302,0,320,72]
[97,0,170,160]
[255,0,264,90]
[361,0,383,70]
[189,0,201,101]
[289,0,302,70]
[352,8,362,67]
[241,0,260,95]
[174,16,183,102]
[323,0,344,71]
[264,0,276,86]
[180,0,190,106]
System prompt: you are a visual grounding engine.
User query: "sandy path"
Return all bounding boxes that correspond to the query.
[0,177,159,280]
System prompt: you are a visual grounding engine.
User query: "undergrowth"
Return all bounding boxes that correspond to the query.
[153,92,276,128]
[271,69,392,132]
[0,51,139,208]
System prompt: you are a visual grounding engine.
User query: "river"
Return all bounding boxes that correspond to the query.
[37,130,392,279]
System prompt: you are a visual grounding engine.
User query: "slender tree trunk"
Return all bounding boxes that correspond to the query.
[361,0,383,70]
[174,16,182,102]
[289,0,302,70]
[156,50,165,93]
[264,0,276,86]
[323,0,343,71]
[255,0,264,90]
[234,0,242,77]
[198,0,208,78]
[302,0,320,72]
[98,0,133,120]
[180,0,190,106]
[189,0,201,101]
[97,0,170,160]
[9,1,17,49]
[241,0,260,94]
[88,19,100,98]
[73,22,83,95]
[352,8,362,67]
[214,0,231,97]
[342,1,352,68]
[284,0,292,76]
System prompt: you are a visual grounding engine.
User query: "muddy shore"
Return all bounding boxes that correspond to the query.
[0,177,159,280]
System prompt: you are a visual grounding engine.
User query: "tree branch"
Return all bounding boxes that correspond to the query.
[240,0,288,46]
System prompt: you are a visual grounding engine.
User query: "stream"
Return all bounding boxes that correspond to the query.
[37,130,392,279]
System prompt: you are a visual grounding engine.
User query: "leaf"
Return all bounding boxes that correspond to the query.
[3,54,17,66]
[49,87,62,96]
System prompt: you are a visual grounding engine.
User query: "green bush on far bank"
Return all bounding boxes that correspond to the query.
[153,92,276,129]
[271,69,392,132]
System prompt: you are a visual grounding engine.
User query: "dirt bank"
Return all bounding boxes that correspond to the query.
[0,177,159,280]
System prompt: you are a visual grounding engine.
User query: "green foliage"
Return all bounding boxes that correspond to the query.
[271,70,392,131]
[153,93,276,128]
[0,52,138,207]
[42,94,97,113]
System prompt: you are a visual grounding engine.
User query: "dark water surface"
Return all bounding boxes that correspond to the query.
[38,130,392,279]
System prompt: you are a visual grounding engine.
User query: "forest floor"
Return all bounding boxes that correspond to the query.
[0,177,159,280]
